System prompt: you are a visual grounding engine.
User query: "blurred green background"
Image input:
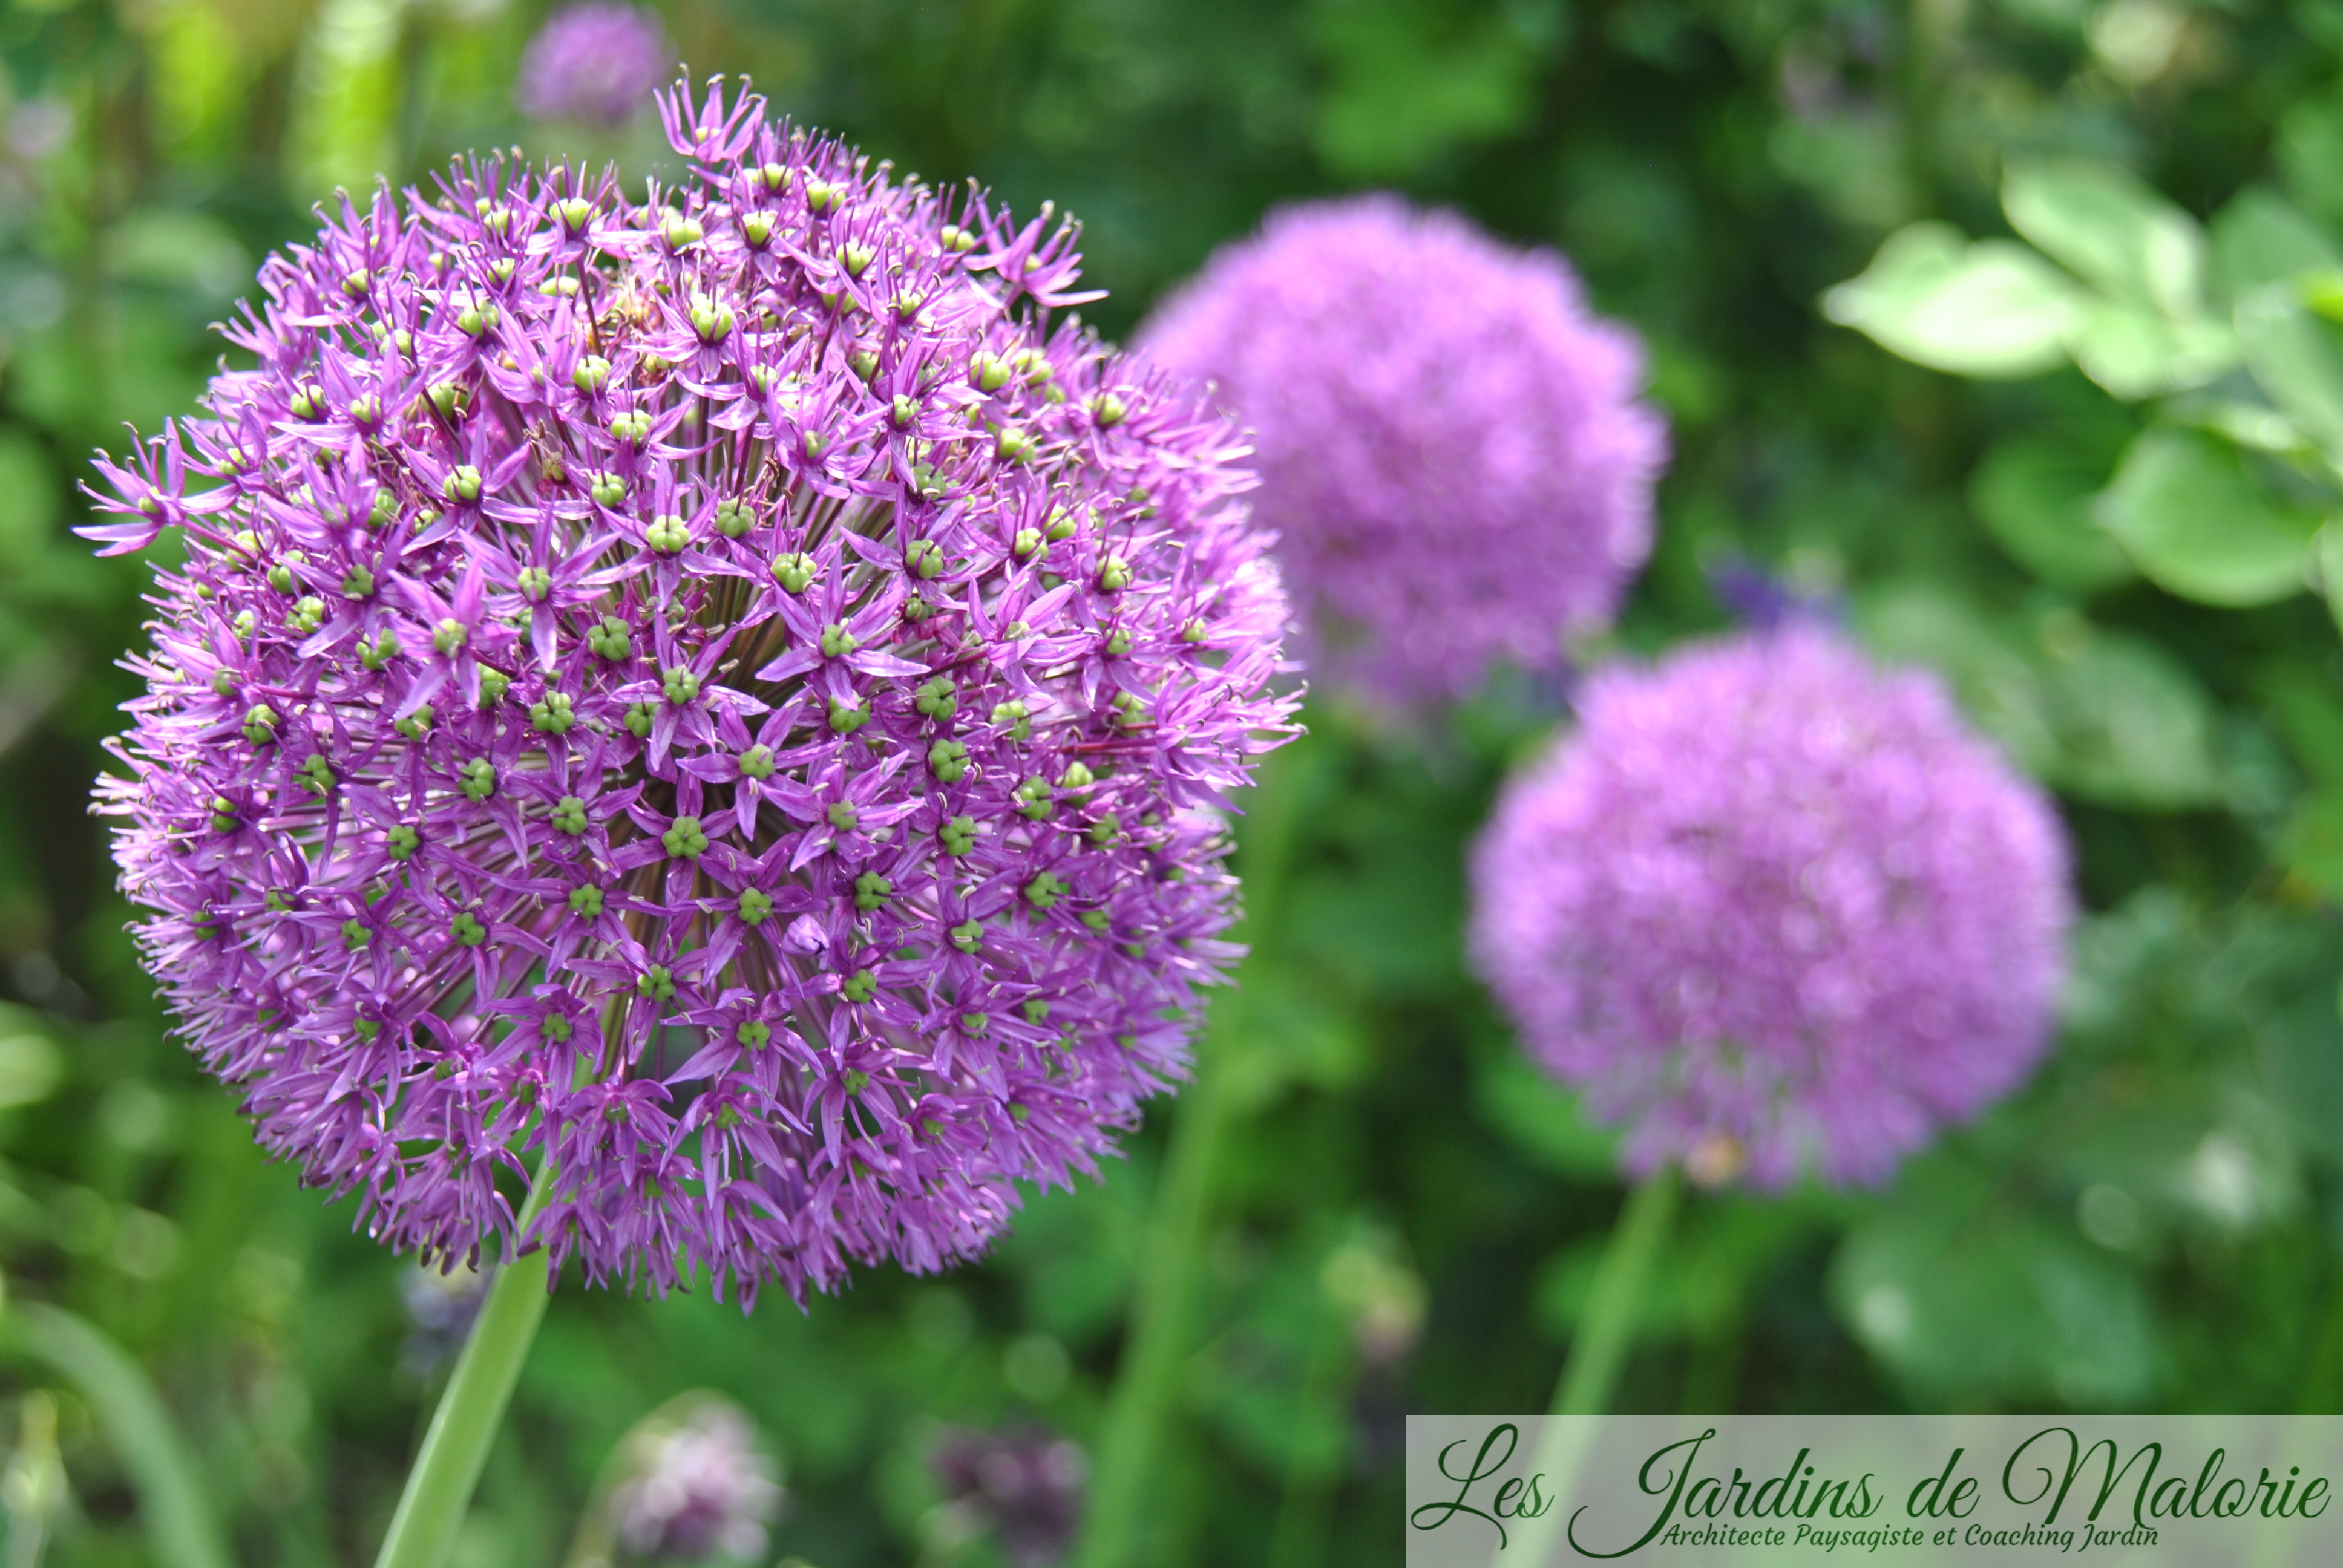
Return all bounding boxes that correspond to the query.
[10,0,2343,1564]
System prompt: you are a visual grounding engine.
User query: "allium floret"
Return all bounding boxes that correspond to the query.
[1469,628,2071,1187]
[1138,194,1666,704]
[87,79,1294,1305]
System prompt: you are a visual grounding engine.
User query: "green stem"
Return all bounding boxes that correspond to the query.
[1553,1166,1679,1417]
[1076,738,1311,1568]
[1510,1166,1679,1568]
[372,1161,559,1568]
[1074,1021,1236,1568]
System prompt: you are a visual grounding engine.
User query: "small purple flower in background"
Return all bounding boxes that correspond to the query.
[516,2,672,127]
[928,1425,1086,1567]
[1138,195,1666,706]
[606,1399,781,1564]
[1469,627,2071,1188]
[85,80,1295,1305]
[398,1259,490,1377]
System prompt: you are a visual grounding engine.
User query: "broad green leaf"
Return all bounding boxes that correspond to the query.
[2067,299,2237,397]
[2033,624,2227,810]
[1832,1160,2155,1405]
[1968,436,2135,592]
[2211,186,2341,298]
[2096,428,2318,606]
[2004,156,2207,316]
[1821,221,2079,377]
[1860,586,2225,810]
[2236,283,2343,460]
[2278,89,2343,227]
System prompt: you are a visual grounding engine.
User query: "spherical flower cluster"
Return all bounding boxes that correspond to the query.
[1469,629,2070,1187]
[1137,195,1665,704]
[85,80,1294,1304]
[607,1398,781,1563]
[516,2,672,128]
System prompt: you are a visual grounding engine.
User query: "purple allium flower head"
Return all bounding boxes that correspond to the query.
[516,2,672,128]
[607,1398,781,1563]
[929,1424,1086,1568]
[1136,195,1666,705]
[1469,627,2070,1187]
[84,80,1295,1305]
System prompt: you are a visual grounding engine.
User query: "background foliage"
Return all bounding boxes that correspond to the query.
[5,0,2343,1563]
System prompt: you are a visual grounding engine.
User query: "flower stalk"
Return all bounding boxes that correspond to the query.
[372,1163,558,1568]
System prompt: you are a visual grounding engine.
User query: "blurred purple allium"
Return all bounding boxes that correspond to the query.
[84,80,1296,1305]
[929,1425,1086,1567]
[608,1399,781,1563]
[1469,628,2070,1187]
[1136,195,1666,705]
[516,3,672,128]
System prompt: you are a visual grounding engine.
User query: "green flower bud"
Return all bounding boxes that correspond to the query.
[821,622,858,658]
[485,258,516,286]
[638,964,676,1001]
[433,618,468,655]
[662,815,708,859]
[589,471,627,507]
[1104,629,1133,657]
[914,676,957,719]
[362,631,401,671]
[991,699,1031,742]
[903,592,936,622]
[211,669,238,696]
[476,667,510,708]
[645,515,689,555]
[289,384,326,420]
[286,596,325,635]
[450,911,487,946]
[267,553,303,593]
[828,694,870,734]
[805,179,844,215]
[609,410,651,445]
[739,743,777,780]
[951,918,985,952]
[891,393,919,428]
[741,212,775,248]
[342,563,376,599]
[243,704,278,745]
[995,425,1037,463]
[369,489,398,528]
[1057,760,1094,791]
[1089,391,1129,428]
[456,302,496,337]
[690,293,734,342]
[458,758,496,802]
[908,539,945,578]
[395,705,433,739]
[663,216,704,249]
[210,795,240,831]
[940,223,975,252]
[530,694,575,734]
[442,465,482,503]
[847,348,880,382]
[1015,776,1055,820]
[1024,871,1067,910]
[663,664,701,704]
[588,616,632,661]
[573,355,611,393]
[557,197,593,231]
[297,753,335,796]
[841,971,877,1004]
[853,872,892,910]
[1180,618,1209,643]
[771,552,818,593]
[971,351,1012,392]
[928,738,969,782]
[624,701,657,738]
[715,498,753,538]
[1012,527,1043,560]
[387,824,419,860]
[568,884,604,917]
[551,795,589,836]
[1087,812,1122,846]
[736,888,773,925]
[939,815,978,855]
[736,1019,772,1050]
[1096,555,1132,592]
[343,918,369,952]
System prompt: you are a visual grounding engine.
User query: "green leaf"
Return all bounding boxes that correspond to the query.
[2096,428,2318,606]
[1831,1161,2155,1405]
[2211,186,2341,299]
[2004,156,2207,316]
[2066,300,2237,397]
[1473,1051,1620,1179]
[1968,435,2135,591]
[1821,221,2079,377]
[0,1303,234,1568]
[2320,524,2343,637]
[2236,283,2343,461]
